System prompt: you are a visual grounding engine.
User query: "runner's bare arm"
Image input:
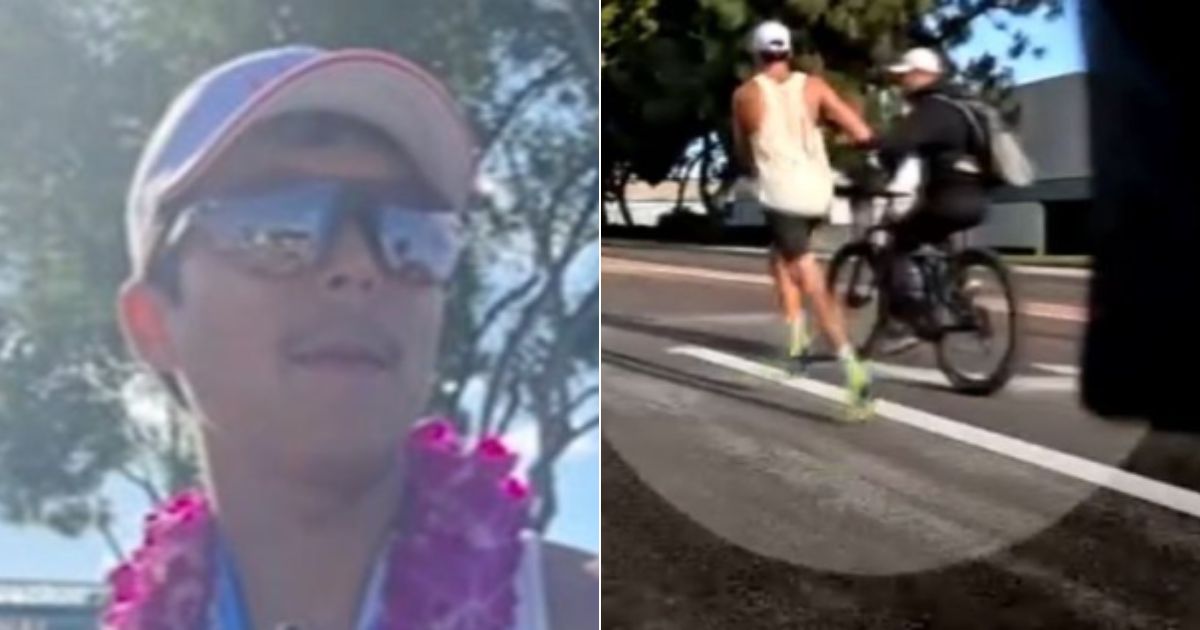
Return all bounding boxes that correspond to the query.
[811,75,873,144]
[731,83,762,175]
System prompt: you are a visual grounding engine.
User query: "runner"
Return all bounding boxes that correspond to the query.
[105,45,596,629]
[731,20,876,415]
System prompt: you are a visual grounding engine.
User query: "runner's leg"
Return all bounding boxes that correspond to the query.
[778,219,873,415]
[765,210,810,358]
[769,250,807,357]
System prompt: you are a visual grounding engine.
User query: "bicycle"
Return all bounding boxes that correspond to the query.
[825,185,1019,396]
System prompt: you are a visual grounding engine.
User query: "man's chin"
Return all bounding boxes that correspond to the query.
[282,368,403,411]
[276,435,402,492]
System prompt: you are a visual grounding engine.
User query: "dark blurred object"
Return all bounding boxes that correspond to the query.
[1081,0,1197,426]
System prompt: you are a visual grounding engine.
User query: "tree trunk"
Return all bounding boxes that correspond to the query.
[614,169,635,226]
[674,153,702,209]
[698,134,732,219]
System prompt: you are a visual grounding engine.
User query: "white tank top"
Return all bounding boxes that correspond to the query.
[749,72,834,217]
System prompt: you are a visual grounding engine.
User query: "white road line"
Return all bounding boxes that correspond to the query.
[604,243,1091,279]
[868,361,1076,394]
[604,256,1088,323]
[669,344,1200,521]
[605,256,773,285]
[662,312,777,324]
[1012,266,1091,280]
[1034,363,1082,377]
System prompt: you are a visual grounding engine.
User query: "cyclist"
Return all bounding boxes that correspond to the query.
[731,20,875,413]
[871,47,990,351]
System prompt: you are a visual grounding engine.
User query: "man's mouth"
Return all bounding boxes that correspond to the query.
[286,341,398,372]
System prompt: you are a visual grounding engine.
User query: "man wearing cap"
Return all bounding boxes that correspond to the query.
[874,47,990,350]
[106,46,596,629]
[732,20,875,414]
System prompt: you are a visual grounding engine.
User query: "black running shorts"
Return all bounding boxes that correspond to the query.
[764,208,821,259]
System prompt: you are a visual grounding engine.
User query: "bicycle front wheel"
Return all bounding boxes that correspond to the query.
[827,242,889,357]
[935,249,1019,395]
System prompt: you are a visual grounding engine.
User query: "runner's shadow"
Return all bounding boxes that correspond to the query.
[603,312,773,359]
[604,312,965,397]
[602,349,753,394]
[871,374,959,395]
[602,349,846,426]
[603,312,844,366]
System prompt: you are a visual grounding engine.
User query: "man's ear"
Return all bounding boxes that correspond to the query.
[117,280,179,371]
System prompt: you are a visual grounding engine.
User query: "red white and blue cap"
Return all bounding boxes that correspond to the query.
[126,45,476,272]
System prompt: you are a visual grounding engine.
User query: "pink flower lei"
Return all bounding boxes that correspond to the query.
[102,418,532,629]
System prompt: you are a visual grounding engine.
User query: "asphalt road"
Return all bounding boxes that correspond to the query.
[601,242,1200,629]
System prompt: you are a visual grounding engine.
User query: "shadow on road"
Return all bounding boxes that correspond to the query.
[602,348,844,426]
[604,312,1200,627]
[602,349,752,394]
[603,312,842,364]
[603,439,1200,630]
[602,312,775,359]
[603,312,965,396]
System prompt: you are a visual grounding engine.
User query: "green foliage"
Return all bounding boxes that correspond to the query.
[602,0,1063,214]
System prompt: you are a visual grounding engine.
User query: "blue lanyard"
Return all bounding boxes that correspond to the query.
[212,533,251,630]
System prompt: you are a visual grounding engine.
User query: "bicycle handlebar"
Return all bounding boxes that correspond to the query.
[834,184,912,200]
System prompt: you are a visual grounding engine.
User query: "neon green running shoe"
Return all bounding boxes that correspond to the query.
[785,319,811,374]
[788,319,809,359]
[843,358,876,421]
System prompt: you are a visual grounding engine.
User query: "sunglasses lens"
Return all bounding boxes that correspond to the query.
[199,185,334,275]
[376,208,462,285]
[179,182,461,282]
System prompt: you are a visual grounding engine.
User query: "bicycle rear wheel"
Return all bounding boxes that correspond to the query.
[826,242,889,357]
[935,249,1019,395]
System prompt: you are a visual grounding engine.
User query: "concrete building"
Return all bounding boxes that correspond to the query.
[0,581,102,629]
[972,72,1090,254]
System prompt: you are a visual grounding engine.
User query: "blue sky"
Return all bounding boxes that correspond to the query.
[0,3,1083,581]
[948,0,1085,84]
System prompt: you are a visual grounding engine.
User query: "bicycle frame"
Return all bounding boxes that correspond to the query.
[830,182,1019,395]
[840,193,975,339]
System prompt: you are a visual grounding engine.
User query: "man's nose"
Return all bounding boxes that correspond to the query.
[320,222,381,296]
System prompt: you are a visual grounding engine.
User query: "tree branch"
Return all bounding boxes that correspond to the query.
[528,284,597,415]
[552,170,601,260]
[445,153,592,428]
[93,502,127,565]
[571,415,599,439]
[479,281,552,429]
[117,464,164,506]
[493,374,525,436]
[531,457,559,532]
[478,164,596,428]
[532,158,596,267]
[929,0,1011,46]
[443,272,541,415]
[564,386,599,420]
[480,56,572,150]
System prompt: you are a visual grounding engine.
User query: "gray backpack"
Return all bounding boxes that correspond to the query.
[933,94,1035,188]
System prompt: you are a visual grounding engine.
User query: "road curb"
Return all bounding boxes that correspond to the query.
[601,239,1091,279]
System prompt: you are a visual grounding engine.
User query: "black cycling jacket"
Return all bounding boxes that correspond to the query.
[874,80,987,197]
